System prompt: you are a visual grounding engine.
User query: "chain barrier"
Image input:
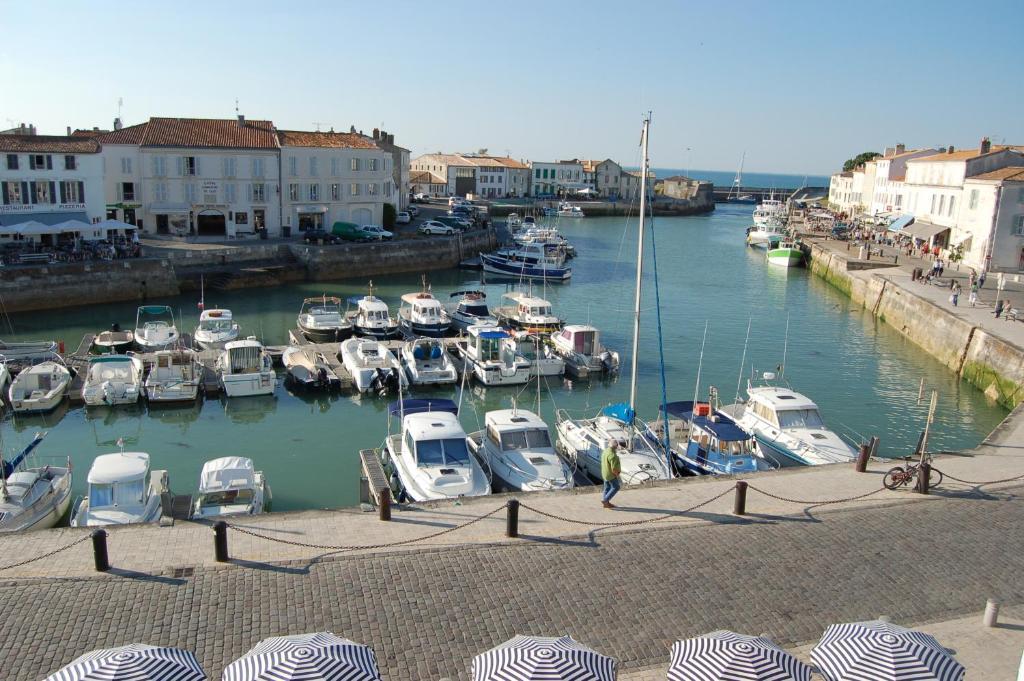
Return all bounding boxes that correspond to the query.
[519,486,735,528]
[746,484,887,506]
[228,504,506,552]
[0,534,92,572]
[935,469,1024,486]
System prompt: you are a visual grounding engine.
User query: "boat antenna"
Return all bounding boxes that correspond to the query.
[780,312,790,381]
[455,348,469,417]
[628,113,651,448]
[199,275,205,312]
[691,321,709,410]
[734,316,752,404]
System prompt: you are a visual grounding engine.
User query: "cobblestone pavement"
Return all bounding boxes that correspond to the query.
[1,489,1021,680]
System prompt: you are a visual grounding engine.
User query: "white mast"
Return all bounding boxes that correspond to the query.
[628,115,651,417]
[729,151,745,200]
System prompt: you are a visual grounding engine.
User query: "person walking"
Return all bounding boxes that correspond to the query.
[995,298,1005,318]
[978,271,987,289]
[950,281,961,307]
[969,282,979,307]
[600,440,623,509]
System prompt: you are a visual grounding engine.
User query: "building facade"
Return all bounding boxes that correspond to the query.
[410,170,448,197]
[372,129,410,210]
[410,153,528,198]
[529,160,585,197]
[958,168,1024,272]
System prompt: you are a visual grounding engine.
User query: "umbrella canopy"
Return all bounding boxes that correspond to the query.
[668,631,811,681]
[472,635,615,680]
[44,643,205,681]
[811,620,964,681]
[223,632,381,681]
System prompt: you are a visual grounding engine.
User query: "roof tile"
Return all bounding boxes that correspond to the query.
[141,117,278,149]
[277,130,378,149]
[0,135,99,153]
[968,166,1024,182]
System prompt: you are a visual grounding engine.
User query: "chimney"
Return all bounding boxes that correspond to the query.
[980,137,992,154]
[114,117,123,130]
[372,128,380,140]
[350,125,356,133]
[947,145,955,154]
[66,126,72,136]
[895,143,905,154]
[237,114,245,127]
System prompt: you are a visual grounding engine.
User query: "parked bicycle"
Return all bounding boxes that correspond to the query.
[883,455,943,490]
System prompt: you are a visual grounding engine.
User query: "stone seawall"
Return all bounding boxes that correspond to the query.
[488,201,714,217]
[806,242,1024,408]
[0,259,180,313]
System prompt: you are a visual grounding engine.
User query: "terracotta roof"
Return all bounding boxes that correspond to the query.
[277,130,378,149]
[96,122,149,145]
[141,117,278,149]
[0,135,99,153]
[908,146,1021,163]
[413,153,473,167]
[71,129,107,138]
[967,166,1024,182]
[411,170,446,184]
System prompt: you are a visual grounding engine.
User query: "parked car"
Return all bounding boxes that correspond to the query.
[419,221,455,236]
[361,224,394,241]
[396,212,411,225]
[413,193,428,202]
[303,229,341,244]
[406,205,420,217]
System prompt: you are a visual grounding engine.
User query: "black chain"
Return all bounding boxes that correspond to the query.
[0,534,92,571]
[937,469,1024,486]
[519,486,734,528]
[746,484,886,506]
[228,504,506,552]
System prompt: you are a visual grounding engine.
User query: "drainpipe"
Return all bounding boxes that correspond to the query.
[984,184,1002,274]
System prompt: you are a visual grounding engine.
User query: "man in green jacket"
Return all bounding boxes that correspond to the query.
[601,440,623,508]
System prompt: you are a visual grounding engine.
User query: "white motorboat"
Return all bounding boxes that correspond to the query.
[555,116,674,485]
[297,295,353,343]
[745,220,787,248]
[468,408,573,492]
[217,339,276,397]
[0,339,58,363]
[81,354,144,406]
[193,308,240,350]
[514,333,564,377]
[134,305,180,351]
[70,451,168,527]
[556,202,585,218]
[282,346,341,390]
[400,338,458,386]
[340,337,407,394]
[348,282,400,339]
[8,360,72,413]
[382,398,491,502]
[0,360,8,399]
[548,325,620,379]
[506,212,523,228]
[752,196,786,225]
[92,324,135,354]
[458,325,531,386]
[493,291,564,334]
[481,244,572,281]
[397,285,452,338]
[721,374,857,467]
[144,349,201,404]
[0,433,73,533]
[449,290,498,332]
[192,456,270,518]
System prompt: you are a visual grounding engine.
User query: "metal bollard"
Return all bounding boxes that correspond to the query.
[91,529,110,572]
[916,462,931,495]
[505,499,520,538]
[378,488,392,522]
[983,599,1000,627]
[213,521,229,562]
[855,444,870,473]
[733,481,748,516]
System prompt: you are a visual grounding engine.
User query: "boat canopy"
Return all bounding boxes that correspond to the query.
[475,329,509,340]
[139,305,172,315]
[601,402,635,425]
[199,456,255,492]
[388,398,458,417]
[690,415,750,442]
[1,433,46,478]
[87,452,150,484]
[450,290,485,299]
[660,401,696,419]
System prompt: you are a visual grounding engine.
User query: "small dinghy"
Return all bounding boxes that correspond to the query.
[92,324,134,354]
[282,346,341,390]
[8,360,72,413]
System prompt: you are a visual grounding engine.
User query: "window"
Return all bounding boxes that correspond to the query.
[153,156,166,177]
[1014,216,1024,236]
[331,183,340,200]
[368,158,378,171]
[1019,188,1024,204]
[930,195,937,214]
[289,184,299,201]
[969,189,979,210]
[309,183,320,201]
[183,156,196,176]
[350,158,359,171]
[60,180,83,203]
[251,183,266,202]
[121,182,135,201]
[415,438,470,466]
[367,183,378,195]
[235,211,248,225]
[500,429,552,451]
[2,181,24,205]
[29,154,51,170]
[224,157,237,177]
[938,195,945,215]
[385,182,391,197]
[64,155,76,170]
[252,157,265,178]
[184,183,197,202]
[6,154,17,170]
[225,183,237,203]
[777,409,825,429]
[32,181,53,204]
[330,158,339,176]
[289,156,297,176]
[948,195,955,217]
[121,157,132,174]
[153,183,168,202]
[350,183,360,196]
[309,157,318,176]
[534,168,540,178]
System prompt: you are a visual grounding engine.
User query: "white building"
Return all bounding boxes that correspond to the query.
[958,168,1024,272]
[372,129,410,210]
[529,160,585,197]
[410,153,528,198]
[828,171,855,213]
[410,170,448,198]
[278,129,392,231]
[867,146,936,215]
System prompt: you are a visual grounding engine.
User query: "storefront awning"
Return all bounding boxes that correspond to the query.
[903,220,949,241]
[0,211,89,227]
[886,214,915,232]
[296,205,328,213]
[149,202,190,214]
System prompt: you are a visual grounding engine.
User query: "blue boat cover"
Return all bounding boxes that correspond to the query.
[660,401,696,418]
[347,296,364,305]
[601,402,635,424]
[139,305,171,314]
[478,330,509,339]
[887,213,915,232]
[388,398,458,417]
[691,415,750,442]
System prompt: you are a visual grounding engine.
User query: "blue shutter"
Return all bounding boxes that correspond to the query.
[78,181,85,203]
[29,182,37,204]
[195,157,201,176]
[176,157,183,176]
[46,155,53,169]
[1,183,8,205]
[60,181,67,204]
[48,181,56,204]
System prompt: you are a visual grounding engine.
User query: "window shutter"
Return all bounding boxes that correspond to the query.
[195,157,201,176]
[246,184,252,201]
[78,181,85,203]
[1,183,8,205]
[60,181,67,204]
[29,182,37,204]
[29,156,36,170]
[176,157,183,176]
[21,181,29,202]
[46,155,53,169]
[48,181,56,203]
[116,183,122,201]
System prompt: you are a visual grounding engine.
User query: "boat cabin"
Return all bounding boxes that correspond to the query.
[357,296,390,322]
[198,309,236,333]
[224,340,269,374]
[83,452,153,523]
[194,456,260,516]
[299,296,345,326]
[401,292,445,323]
[554,325,601,355]
[746,388,825,431]
[485,410,553,453]
[466,326,515,362]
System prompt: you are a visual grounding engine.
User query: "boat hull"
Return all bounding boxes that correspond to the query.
[0,469,73,533]
[766,248,803,267]
[220,372,275,397]
[298,325,353,343]
[193,332,238,351]
[398,319,450,338]
[352,323,401,340]
[480,254,572,281]
[9,391,67,413]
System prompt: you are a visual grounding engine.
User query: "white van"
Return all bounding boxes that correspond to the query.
[448,196,470,207]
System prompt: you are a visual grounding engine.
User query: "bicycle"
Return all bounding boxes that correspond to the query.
[883,455,943,490]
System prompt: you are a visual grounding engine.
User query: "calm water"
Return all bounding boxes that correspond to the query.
[0,205,1007,510]
[650,168,830,189]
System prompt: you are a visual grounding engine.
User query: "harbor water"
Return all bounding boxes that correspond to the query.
[0,204,1008,511]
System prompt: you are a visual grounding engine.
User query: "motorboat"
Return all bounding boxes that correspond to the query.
[144,349,201,404]
[752,196,786,225]
[0,360,8,398]
[514,332,564,377]
[0,339,58,363]
[556,202,585,218]
[382,398,491,502]
[397,285,452,338]
[468,408,573,492]
[506,213,523,228]
[0,433,73,532]
[81,354,144,406]
[449,290,498,332]
[347,282,400,339]
[281,346,341,390]
[70,451,168,527]
[721,373,858,467]
[297,295,353,343]
[745,220,787,248]
[217,339,276,397]
[548,325,619,379]
[191,456,270,518]
[480,245,572,281]
[134,305,180,351]
[644,398,774,476]
[400,338,458,386]
[512,228,576,258]
[340,337,407,394]
[766,239,804,267]
[193,309,240,350]
[494,291,564,333]
[8,360,72,413]
[458,325,531,386]
[92,324,134,354]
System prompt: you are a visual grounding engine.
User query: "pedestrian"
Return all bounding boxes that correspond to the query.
[600,439,623,509]
[969,282,978,307]
[994,298,1005,318]
[950,281,961,306]
[937,258,945,277]
[978,271,987,289]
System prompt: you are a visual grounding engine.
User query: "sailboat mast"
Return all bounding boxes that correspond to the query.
[628,115,651,416]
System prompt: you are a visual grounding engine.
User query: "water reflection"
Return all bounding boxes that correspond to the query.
[220,395,277,424]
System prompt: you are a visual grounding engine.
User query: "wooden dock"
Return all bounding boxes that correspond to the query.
[359,448,392,508]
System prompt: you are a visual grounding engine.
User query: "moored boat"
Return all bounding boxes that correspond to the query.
[134,305,180,351]
[193,309,240,350]
[81,354,144,406]
[449,290,498,332]
[480,249,572,281]
[397,284,452,338]
[281,346,341,390]
[70,451,168,527]
[91,324,134,354]
[458,325,531,386]
[347,282,400,339]
[8,360,72,413]
[192,456,270,518]
[0,339,59,363]
[217,339,276,397]
[548,325,619,379]
[468,408,573,492]
[493,291,564,334]
[0,432,73,533]
[340,337,406,394]
[400,338,458,386]
[297,296,353,343]
[766,240,804,267]
[144,349,201,404]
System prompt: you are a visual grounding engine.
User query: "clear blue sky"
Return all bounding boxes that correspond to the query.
[2,0,1022,175]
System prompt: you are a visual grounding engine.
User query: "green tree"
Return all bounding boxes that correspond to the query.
[843,151,881,172]
[382,203,396,229]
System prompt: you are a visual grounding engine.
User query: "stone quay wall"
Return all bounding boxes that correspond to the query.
[806,242,1024,408]
[487,200,714,217]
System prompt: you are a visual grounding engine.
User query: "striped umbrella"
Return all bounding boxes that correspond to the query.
[44,643,205,681]
[471,635,615,680]
[668,631,811,681]
[811,620,964,681]
[222,632,381,681]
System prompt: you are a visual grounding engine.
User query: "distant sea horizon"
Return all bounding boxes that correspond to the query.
[643,167,830,189]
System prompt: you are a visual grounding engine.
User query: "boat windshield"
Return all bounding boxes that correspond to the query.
[89,479,144,508]
[201,319,234,332]
[777,409,825,429]
[88,362,133,382]
[416,438,470,466]
[364,309,387,321]
[461,304,489,316]
[500,428,552,451]
[199,489,254,507]
[531,306,551,316]
[722,439,754,455]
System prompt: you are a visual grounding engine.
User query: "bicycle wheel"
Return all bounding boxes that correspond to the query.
[883,466,909,490]
[929,466,943,488]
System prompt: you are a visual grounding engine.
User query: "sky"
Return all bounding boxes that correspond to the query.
[2,0,1022,175]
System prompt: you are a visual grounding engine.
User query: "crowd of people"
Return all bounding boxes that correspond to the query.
[0,234,141,266]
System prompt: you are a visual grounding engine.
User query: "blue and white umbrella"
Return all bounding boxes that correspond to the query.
[668,630,811,681]
[44,643,205,681]
[811,620,964,681]
[222,632,381,681]
[472,635,615,680]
